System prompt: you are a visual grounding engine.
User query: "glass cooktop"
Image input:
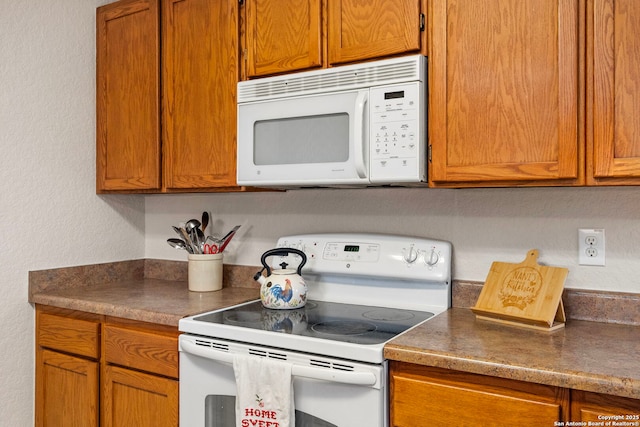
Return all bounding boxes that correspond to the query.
[193,300,434,346]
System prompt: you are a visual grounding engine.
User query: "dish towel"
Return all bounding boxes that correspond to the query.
[233,354,295,427]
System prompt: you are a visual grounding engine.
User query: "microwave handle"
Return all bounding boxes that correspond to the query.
[181,339,377,387]
[353,91,368,179]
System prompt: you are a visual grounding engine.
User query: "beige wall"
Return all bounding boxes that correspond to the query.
[1,1,145,424]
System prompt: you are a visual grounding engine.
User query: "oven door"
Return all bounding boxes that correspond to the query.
[236,89,370,187]
[179,335,387,427]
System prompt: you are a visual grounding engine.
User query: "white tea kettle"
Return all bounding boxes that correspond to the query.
[254,248,307,310]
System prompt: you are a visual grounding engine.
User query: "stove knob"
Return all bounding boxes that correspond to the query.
[403,246,418,264]
[424,248,440,266]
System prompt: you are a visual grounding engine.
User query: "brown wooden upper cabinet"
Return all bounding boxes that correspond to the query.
[244,0,323,77]
[97,0,640,191]
[428,0,584,187]
[97,0,242,193]
[97,0,160,192]
[588,0,640,185]
[242,0,426,78]
[327,0,423,65]
[429,0,640,188]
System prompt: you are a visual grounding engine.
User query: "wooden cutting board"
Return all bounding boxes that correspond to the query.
[471,249,568,331]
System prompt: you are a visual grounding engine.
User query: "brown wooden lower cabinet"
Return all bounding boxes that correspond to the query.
[102,365,178,427]
[390,362,569,426]
[571,390,640,422]
[37,307,639,426]
[390,362,640,426]
[36,350,100,427]
[35,305,180,427]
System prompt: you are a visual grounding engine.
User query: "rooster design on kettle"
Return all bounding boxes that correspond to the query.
[268,278,293,302]
[255,248,307,309]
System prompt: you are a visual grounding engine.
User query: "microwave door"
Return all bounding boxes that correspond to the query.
[237,90,370,187]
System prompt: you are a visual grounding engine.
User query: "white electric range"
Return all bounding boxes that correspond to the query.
[179,233,452,427]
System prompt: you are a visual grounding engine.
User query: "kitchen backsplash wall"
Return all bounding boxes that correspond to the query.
[146,186,640,294]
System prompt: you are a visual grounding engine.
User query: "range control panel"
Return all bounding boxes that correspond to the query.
[322,242,381,263]
[275,233,451,284]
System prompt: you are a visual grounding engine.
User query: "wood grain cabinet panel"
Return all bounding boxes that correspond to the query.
[97,0,243,193]
[571,390,640,421]
[37,311,100,359]
[104,324,179,379]
[96,0,161,192]
[35,306,181,426]
[243,0,425,77]
[327,0,422,65]
[390,363,569,426]
[102,365,179,427]
[428,0,583,187]
[162,0,240,190]
[245,0,322,77]
[589,0,640,184]
[35,307,102,427]
[36,350,99,427]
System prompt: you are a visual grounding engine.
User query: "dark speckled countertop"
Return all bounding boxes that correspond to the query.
[29,259,260,327]
[31,278,259,326]
[385,308,640,401]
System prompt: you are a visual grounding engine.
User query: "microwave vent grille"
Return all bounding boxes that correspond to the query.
[238,55,425,103]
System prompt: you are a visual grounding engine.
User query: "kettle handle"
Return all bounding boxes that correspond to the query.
[259,248,307,277]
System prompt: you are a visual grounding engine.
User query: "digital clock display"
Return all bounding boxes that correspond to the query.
[344,245,360,252]
[384,90,405,100]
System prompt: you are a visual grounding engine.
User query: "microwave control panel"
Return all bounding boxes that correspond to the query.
[369,82,426,183]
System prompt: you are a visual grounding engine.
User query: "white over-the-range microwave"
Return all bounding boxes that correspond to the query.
[236,55,427,188]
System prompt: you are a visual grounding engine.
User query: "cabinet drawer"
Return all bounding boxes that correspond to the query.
[37,312,100,359]
[104,324,178,379]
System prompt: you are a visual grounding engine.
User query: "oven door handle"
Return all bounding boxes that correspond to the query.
[181,340,378,387]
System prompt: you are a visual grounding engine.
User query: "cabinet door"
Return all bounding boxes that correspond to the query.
[102,365,179,427]
[327,0,422,65]
[589,0,640,184]
[390,363,569,426]
[429,0,582,187]
[162,0,240,190]
[96,0,161,192]
[35,350,99,427]
[571,390,640,421]
[245,0,323,77]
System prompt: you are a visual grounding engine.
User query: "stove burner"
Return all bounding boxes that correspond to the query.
[223,311,262,326]
[362,308,416,322]
[303,302,318,310]
[311,320,377,336]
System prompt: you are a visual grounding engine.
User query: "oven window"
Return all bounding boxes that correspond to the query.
[205,395,235,426]
[204,395,337,427]
[295,411,337,427]
[253,113,349,165]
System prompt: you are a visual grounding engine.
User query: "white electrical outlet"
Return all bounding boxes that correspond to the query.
[578,228,605,266]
